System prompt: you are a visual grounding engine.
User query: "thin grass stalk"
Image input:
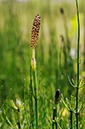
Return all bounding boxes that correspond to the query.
[75,0,80,128]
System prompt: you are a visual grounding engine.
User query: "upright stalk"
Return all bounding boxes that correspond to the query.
[33,69,38,128]
[75,0,80,128]
[30,14,41,128]
[52,107,57,129]
[70,110,73,129]
[29,65,34,128]
[83,15,85,70]
[31,49,38,128]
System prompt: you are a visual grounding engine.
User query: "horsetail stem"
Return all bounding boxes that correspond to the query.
[29,65,34,128]
[53,107,57,129]
[75,0,80,128]
[30,14,41,128]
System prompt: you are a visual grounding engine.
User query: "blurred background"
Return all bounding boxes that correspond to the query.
[0,0,85,106]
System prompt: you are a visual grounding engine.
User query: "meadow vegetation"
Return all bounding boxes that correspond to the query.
[0,0,85,128]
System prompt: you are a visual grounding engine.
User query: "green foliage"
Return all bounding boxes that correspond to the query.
[0,0,85,128]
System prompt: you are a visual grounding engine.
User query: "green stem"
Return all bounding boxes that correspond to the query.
[83,15,85,70]
[70,110,73,129]
[29,66,34,128]
[33,70,38,128]
[63,12,70,54]
[56,107,57,129]
[52,107,57,129]
[75,0,80,128]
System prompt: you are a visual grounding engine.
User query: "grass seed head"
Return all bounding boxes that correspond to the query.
[30,14,41,49]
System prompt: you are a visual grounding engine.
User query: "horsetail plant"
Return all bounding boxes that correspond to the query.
[30,14,41,128]
[61,0,85,129]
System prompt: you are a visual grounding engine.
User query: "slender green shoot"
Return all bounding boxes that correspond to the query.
[75,0,80,128]
[33,69,38,128]
[70,110,73,129]
[52,107,57,129]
